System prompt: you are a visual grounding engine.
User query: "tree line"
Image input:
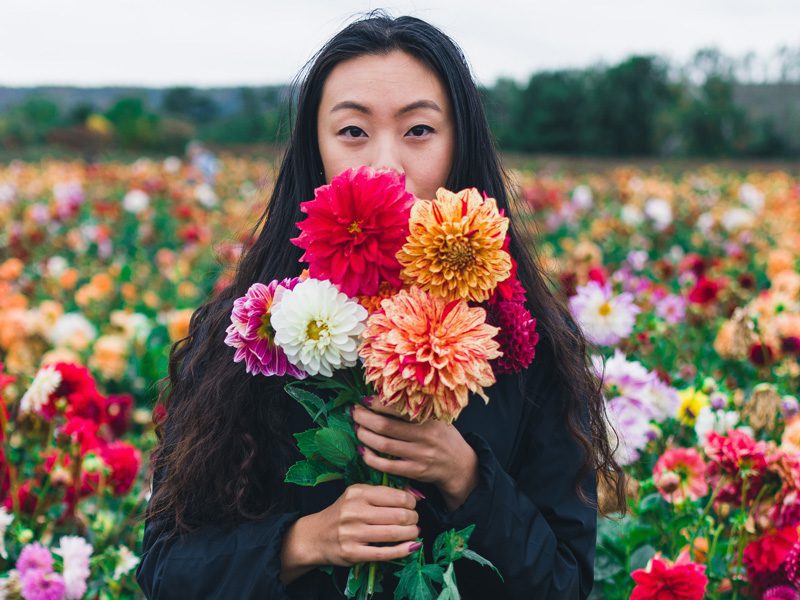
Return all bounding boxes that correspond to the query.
[1,48,798,158]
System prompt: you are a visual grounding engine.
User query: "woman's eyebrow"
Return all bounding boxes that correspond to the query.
[330,99,442,116]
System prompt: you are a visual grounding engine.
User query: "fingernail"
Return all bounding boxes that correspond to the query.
[363,395,375,407]
[408,541,422,552]
[353,423,360,433]
[357,445,365,456]
[405,486,426,501]
[416,525,422,536]
[349,405,355,418]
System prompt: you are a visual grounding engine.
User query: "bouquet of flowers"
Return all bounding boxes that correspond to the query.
[224,166,539,599]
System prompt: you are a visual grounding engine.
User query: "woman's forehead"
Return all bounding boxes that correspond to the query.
[319,51,449,115]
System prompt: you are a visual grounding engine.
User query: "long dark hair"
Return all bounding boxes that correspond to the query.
[145,9,627,537]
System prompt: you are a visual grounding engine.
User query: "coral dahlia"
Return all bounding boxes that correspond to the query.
[396,187,512,302]
[358,286,502,424]
[290,166,416,297]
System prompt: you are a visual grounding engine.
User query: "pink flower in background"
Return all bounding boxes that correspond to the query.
[16,542,54,576]
[569,281,640,346]
[225,279,307,378]
[653,447,708,503]
[630,551,707,600]
[704,429,769,504]
[20,569,66,600]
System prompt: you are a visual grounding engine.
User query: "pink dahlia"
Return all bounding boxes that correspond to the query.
[704,429,769,504]
[290,165,416,297]
[652,447,708,503]
[485,301,539,375]
[224,279,307,378]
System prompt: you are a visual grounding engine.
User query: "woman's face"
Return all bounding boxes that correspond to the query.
[317,50,455,200]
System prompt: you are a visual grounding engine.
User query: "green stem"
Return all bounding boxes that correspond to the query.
[366,471,390,597]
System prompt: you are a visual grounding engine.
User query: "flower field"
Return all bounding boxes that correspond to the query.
[0,155,798,598]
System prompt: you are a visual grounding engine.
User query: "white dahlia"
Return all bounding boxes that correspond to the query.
[270,278,367,377]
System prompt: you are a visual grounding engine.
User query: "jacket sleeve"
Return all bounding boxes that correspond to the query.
[428,376,598,598]
[135,466,303,600]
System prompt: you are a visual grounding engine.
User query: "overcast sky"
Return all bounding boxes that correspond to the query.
[2,0,799,87]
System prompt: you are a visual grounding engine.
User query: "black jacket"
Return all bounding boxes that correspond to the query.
[135,348,598,599]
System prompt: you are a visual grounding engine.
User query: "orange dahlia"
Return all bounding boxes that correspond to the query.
[396,187,512,302]
[358,286,502,424]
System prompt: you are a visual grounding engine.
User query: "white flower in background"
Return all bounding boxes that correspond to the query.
[0,507,13,559]
[570,281,640,346]
[694,406,742,441]
[46,256,69,277]
[720,207,755,232]
[110,311,153,345]
[20,365,62,414]
[195,183,218,208]
[123,189,149,214]
[270,278,368,377]
[29,202,50,224]
[0,183,16,207]
[645,378,682,421]
[696,212,714,235]
[571,184,594,210]
[738,183,764,213]
[626,250,648,271]
[620,204,644,226]
[113,545,140,579]
[48,312,97,351]
[163,156,182,173]
[644,197,673,231]
[53,535,92,600]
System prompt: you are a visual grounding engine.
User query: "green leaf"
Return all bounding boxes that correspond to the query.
[284,460,343,486]
[629,545,657,571]
[293,429,319,458]
[436,563,460,600]
[461,549,503,582]
[345,564,366,598]
[316,427,357,467]
[593,554,623,582]
[433,525,475,564]
[327,408,356,436]
[285,385,328,423]
[394,558,437,600]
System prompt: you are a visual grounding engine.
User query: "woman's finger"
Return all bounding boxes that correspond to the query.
[352,405,424,442]
[356,424,420,460]
[358,524,421,544]
[359,445,421,479]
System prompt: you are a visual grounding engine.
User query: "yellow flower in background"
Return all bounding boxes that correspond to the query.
[89,335,129,380]
[166,308,195,342]
[677,387,710,425]
[396,187,511,303]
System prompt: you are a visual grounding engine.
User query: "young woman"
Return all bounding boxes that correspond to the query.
[136,11,625,599]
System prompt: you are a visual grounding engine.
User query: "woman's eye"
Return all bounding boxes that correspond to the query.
[339,126,367,138]
[406,125,434,138]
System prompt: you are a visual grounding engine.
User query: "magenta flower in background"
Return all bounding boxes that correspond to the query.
[20,568,66,600]
[16,542,54,577]
[224,279,308,378]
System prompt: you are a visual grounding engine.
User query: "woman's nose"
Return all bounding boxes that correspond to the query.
[372,142,403,176]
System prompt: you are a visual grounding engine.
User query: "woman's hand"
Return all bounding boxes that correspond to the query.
[351,397,480,511]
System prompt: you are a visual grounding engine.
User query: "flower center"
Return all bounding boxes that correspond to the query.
[306,319,329,341]
[441,239,475,270]
[348,220,362,235]
[598,302,612,316]
[257,313,274,340]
